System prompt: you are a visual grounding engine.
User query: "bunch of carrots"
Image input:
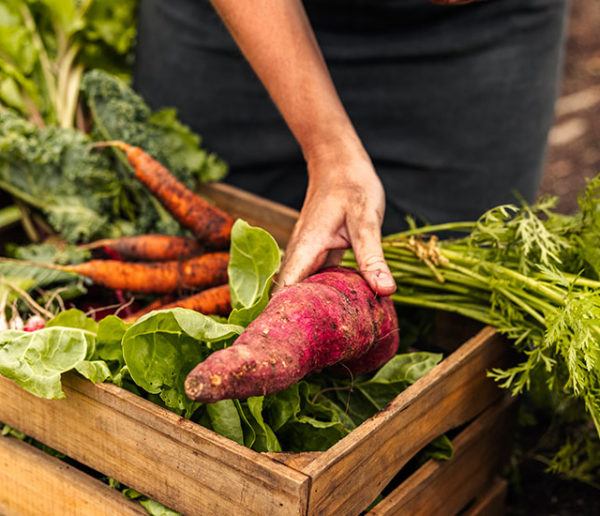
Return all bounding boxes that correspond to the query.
[4,141,236,323]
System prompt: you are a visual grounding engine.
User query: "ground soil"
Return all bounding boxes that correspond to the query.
[506,1,600,513]
[537,0,600,213]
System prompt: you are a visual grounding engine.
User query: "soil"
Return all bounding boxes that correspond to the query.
[537,0,600,214]
[507,0,600,513]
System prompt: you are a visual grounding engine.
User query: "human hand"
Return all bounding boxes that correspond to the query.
[275,147,396,296]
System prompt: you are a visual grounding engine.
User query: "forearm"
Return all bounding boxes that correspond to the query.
[209,0,363,163]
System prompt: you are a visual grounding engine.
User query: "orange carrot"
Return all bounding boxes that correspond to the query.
[98,141,234,249]
[80,235,205,261]
[0,253,229,294]
[124,284,231,323]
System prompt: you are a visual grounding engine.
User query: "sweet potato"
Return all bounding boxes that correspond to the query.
[185,267,399,402]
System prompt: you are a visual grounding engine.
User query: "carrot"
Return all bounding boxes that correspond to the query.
[80,235,205,261]
[0,253,229,294]
[124,284,231,323]
[184,267,399,403]
[122,294,177,323]
[97,141,234,248]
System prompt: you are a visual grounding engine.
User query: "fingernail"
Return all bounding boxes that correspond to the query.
[375,272,395,289]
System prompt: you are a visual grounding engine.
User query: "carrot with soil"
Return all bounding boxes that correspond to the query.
[124,284,232,322]
[95,141,234,248]
[80,235,205,261]
[184,267,399,403]
[0,253,229,294]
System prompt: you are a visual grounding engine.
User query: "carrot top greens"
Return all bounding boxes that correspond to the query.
[343,174,600,485]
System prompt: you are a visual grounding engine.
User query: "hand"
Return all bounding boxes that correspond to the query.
[275,146,396,296]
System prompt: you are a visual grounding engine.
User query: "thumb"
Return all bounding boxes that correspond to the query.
[348,225,396,296]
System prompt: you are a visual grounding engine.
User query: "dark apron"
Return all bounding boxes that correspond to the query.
[133,0,568,234]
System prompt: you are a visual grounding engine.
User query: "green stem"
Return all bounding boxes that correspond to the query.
[441,249,566,305]
[390,294,494,325]
[20,3,57,121]
[0,180,45,210]
[495,286,546,326]
[0,205,21,230]
[383,221,475,240]
[393,275,490,300]
[57,43,81,128]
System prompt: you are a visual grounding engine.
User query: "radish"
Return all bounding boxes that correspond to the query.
[185,267,399,402]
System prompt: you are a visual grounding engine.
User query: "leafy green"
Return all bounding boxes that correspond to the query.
[94,314,127,365]
[0,111,119,242]
[81,68,227,184]
[206,400,245,446]
[0,0,137,126]
[0,72,228,242]
[122,308,242,417]
[0,326,89,398]
[227,219,281,326]
[0,221,445,456]
[75,359,111,383]
[343,173,600,479]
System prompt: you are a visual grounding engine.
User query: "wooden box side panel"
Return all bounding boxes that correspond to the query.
[0,374,309,516]
[0,436,146,516]
[368,395,515,515]
[303,327,511,515]
[463,477,508,516]
[199,182,299,247]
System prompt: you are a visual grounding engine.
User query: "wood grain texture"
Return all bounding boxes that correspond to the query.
[0,374,309,516]
[463,477,508,516]
[367,395,515,515]
[300,326,511,516]
[199,182,299,247]
[0,436,145,516]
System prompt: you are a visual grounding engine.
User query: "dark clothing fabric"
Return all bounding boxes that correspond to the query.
[134,0,568,234]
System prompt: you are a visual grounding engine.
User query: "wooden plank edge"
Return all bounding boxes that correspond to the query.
[302,326,510,515]
[367,395,515,515]
[0,375,310,516]
[0,435,146,516]
[62,373,310,490]
[198,182,299,247]
[462,477,509,516]
[304,325,501,474]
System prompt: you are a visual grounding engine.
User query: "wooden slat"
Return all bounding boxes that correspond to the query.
[0,436,145,516]
[199,182,299,247]
[301,326,511,516]
[463,477,508,516]
[0,374,310,516]
[368,395,514,515]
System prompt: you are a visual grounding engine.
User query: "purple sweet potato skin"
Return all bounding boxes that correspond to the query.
[184,267,399,402]
[329,296,399,376]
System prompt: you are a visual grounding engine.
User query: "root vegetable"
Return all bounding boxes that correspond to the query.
[0,253,229,294]
[80,235,205,261]
[185,267,399,402]
[98,141,234,248]
[124,284,231,322]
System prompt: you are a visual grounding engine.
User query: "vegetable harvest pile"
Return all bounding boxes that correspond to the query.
[2,1,600,506]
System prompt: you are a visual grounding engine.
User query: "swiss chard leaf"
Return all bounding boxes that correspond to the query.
[206,400,245,446]
[122,308,243,417]
[0,326,90,398]
[227,220,281,327]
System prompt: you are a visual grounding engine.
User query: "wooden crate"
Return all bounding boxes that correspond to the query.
[0,183,515,515]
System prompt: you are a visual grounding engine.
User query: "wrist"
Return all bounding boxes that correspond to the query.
[302,129,370,176]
